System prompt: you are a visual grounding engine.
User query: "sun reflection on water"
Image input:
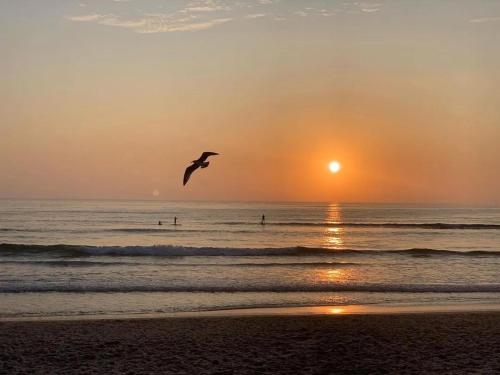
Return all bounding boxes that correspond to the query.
[316,268,353,283]
[325,227,344,247]
[329,308,345,314]
[326,203,342,225]
[324,204,344,248]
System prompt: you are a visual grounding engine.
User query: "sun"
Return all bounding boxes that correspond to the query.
[329,161,341,173]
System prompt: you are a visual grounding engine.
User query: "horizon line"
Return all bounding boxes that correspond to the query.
[0,197,498,208]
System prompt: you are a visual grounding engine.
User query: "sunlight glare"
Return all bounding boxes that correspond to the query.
[329,161,341,173]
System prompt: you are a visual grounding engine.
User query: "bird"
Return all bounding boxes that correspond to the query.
[183,152,219,186]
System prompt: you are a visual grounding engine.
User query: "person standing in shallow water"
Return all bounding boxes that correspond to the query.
[174,217,178,225]
[261,215,265,225]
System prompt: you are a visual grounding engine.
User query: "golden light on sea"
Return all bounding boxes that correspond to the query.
[329,308,345,314]
[315,267,356,283]
[324,204,344,248]
[325,227,344,247]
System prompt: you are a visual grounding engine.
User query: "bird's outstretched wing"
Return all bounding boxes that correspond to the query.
[198,152,219,162]
[183,164,199,186]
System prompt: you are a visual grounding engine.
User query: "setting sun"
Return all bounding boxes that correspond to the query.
[329,161,341,174]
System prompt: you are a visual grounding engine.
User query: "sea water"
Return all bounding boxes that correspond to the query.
[0,200,499,318]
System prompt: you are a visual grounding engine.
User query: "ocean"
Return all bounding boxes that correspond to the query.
[1,199,499,319]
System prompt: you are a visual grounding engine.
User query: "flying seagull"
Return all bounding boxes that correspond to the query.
[183,152,219,186]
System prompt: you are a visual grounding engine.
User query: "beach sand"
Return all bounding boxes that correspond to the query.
[1,312,500,374]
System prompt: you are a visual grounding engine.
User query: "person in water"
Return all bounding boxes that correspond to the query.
[158,221,163,226]
[174,217,178,225]
[261,215,265,225]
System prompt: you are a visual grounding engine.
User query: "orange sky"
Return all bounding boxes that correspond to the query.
[1,1,500,204]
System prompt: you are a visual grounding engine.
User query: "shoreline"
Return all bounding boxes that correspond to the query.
[3,301,500,322]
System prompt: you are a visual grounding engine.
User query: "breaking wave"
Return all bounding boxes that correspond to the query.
[0,243,498,257]
[0,259,358,268]
[2,283,500,294]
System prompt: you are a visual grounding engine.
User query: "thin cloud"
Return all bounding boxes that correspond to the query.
[67,14,106,22]
[66,0,240,33]
[294,10,308,17]
[469,16,500,23]
[164,17,232,32]
[245,13,266,19]
[359,2,382,13]
[66,12,232,33]
[98,17,146,30]
[185,7,218,12]
[66,0,383,34]
[292,2,381,18]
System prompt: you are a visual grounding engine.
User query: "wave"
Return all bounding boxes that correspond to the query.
[0,259,358,268]
[0,260,136,267]
[220,222,500,230]
[2,223,498,236]
[0,243,499,257]
[226,262,358,267]
[2,283,500,294]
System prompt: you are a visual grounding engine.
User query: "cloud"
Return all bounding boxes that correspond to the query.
[245,13,266,19]
[67,14,106,22]
[291,2,382,18]
[358,2,382,13]
[185,7,218,12]
[66,0,241,33]
[294,10,307,17]
[361,8,380,13]
[164,17,232,32]
[318,9,335,17]
[66,0,383,34]
[98,17,147,30]
[66,12,232,33]
[469,16,500,23]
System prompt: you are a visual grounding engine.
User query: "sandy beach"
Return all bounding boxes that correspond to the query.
[1,312,500,374]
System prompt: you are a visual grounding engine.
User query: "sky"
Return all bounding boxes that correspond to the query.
[1,0,500,204]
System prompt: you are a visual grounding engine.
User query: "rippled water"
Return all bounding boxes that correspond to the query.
[1,200,499,318]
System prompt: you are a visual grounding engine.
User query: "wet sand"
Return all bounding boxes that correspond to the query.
[1,312,500,374]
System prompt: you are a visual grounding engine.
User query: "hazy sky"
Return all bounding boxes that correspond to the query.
[1,0,500,204]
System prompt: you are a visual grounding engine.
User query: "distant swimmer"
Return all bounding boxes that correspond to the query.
[261,215,266,225]
[183,152,219,186]
[158,221,163,226]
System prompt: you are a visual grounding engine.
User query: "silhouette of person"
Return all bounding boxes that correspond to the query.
[158,221,163,226]
[261,215,265,225]
[174,217,178,225]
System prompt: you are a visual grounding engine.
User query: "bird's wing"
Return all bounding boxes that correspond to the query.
[198,152,219,162]
[183,164,199,186]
